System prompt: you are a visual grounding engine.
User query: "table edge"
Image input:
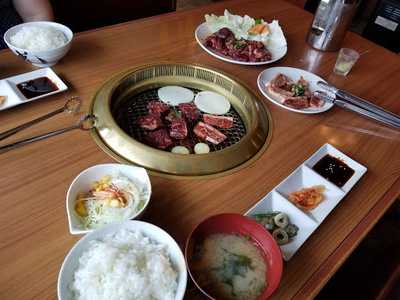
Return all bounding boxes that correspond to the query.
[295,176,400,299]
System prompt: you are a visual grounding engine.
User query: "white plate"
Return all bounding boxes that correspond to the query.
[195,22,287,66]
[0,67,68,111]
[245,143,367,260]
[257,67,334,114]
[57,220,187,300]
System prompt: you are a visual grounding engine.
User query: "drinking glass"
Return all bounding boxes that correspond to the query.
[333,48,360,76]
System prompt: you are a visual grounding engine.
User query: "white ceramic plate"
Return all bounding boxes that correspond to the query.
[245,143,367,260]
[66,164,152,235]
[57,220,187,300]
[257,66,334,114]
[195,22,287,66]
[0,67,67,111]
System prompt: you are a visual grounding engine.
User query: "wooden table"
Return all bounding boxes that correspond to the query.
[0,0,399,299]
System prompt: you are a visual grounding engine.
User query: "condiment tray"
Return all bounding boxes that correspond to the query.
[245,143,367,261]
[0,67,67,111]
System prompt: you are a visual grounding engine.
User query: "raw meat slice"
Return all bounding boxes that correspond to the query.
[147,100,169,116]
[204,28,272,62]
[169,118,188,140]
[193,121,227,145]
[178,103,200,121]
[203,114,234,129]
[165,110,181,122]
[137,115,163,130]
[310,95,324,107]
[267,73,294,101]
[146,129,173,149]
[283,96,310,109]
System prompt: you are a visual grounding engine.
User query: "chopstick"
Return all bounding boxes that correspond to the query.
[317,81,400,127]
[314,91,400,129]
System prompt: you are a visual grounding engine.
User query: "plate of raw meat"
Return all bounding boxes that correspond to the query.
[195,10,287,65]
[257,67,334,114]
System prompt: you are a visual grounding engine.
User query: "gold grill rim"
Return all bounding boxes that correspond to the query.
[89,63,273,179]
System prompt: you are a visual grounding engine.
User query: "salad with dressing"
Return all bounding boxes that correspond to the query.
[74,173,145,229]
[205,9,287,49]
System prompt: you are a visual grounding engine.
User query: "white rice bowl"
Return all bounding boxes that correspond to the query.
[58,221,187,300]
[3,21,73,67]
[10,25,67,51]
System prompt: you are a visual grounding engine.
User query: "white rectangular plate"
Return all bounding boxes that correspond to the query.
[0,67,68,111]
[245,143,367,261]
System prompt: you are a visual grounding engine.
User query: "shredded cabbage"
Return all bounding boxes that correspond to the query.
[78,173,146,229]
[204,9,287,48]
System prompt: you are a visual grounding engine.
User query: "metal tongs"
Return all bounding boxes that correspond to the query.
[0,114,96,153]
[316,81,400,129]
[0,96,82,141]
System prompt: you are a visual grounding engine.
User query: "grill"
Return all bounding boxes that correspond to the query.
[90,63,272,178]
[114,88,247,153]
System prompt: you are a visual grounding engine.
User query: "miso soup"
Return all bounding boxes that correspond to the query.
[191,233,267,300]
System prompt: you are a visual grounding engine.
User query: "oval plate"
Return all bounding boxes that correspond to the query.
[195,22,287,66]
[257,67,334,114]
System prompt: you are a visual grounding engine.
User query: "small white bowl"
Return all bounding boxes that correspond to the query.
[4,21,73,67]
[58,220,187,300]
[66,164,152,235]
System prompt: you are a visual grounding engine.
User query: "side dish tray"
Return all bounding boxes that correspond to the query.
[244,143,367,260]
[0,67,68,111]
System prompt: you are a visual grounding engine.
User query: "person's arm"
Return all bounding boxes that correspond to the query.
[13,0,54,22]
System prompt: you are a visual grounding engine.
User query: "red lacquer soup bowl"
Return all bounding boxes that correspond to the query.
[185,213,283,300]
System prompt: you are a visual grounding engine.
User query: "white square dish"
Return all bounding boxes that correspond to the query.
[0,67,68,111]
[245,190,318,261]
[305,143,367,193]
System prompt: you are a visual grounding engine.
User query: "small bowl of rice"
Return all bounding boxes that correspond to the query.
[58,220,187,300]
[66,164,152,235]
[4,21,73,67]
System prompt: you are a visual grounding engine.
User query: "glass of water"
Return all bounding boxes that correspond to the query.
[333,48,360,76]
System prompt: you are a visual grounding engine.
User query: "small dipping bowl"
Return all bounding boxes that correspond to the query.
[66,163,151,235]
[4,21,73,67]
[185,213,283,300]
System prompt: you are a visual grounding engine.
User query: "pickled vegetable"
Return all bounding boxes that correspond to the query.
[251,211,298,245]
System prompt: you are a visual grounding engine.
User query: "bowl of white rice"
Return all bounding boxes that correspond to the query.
[4,21,73,67]
[66,164,152,235]
[58,220,187,300]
